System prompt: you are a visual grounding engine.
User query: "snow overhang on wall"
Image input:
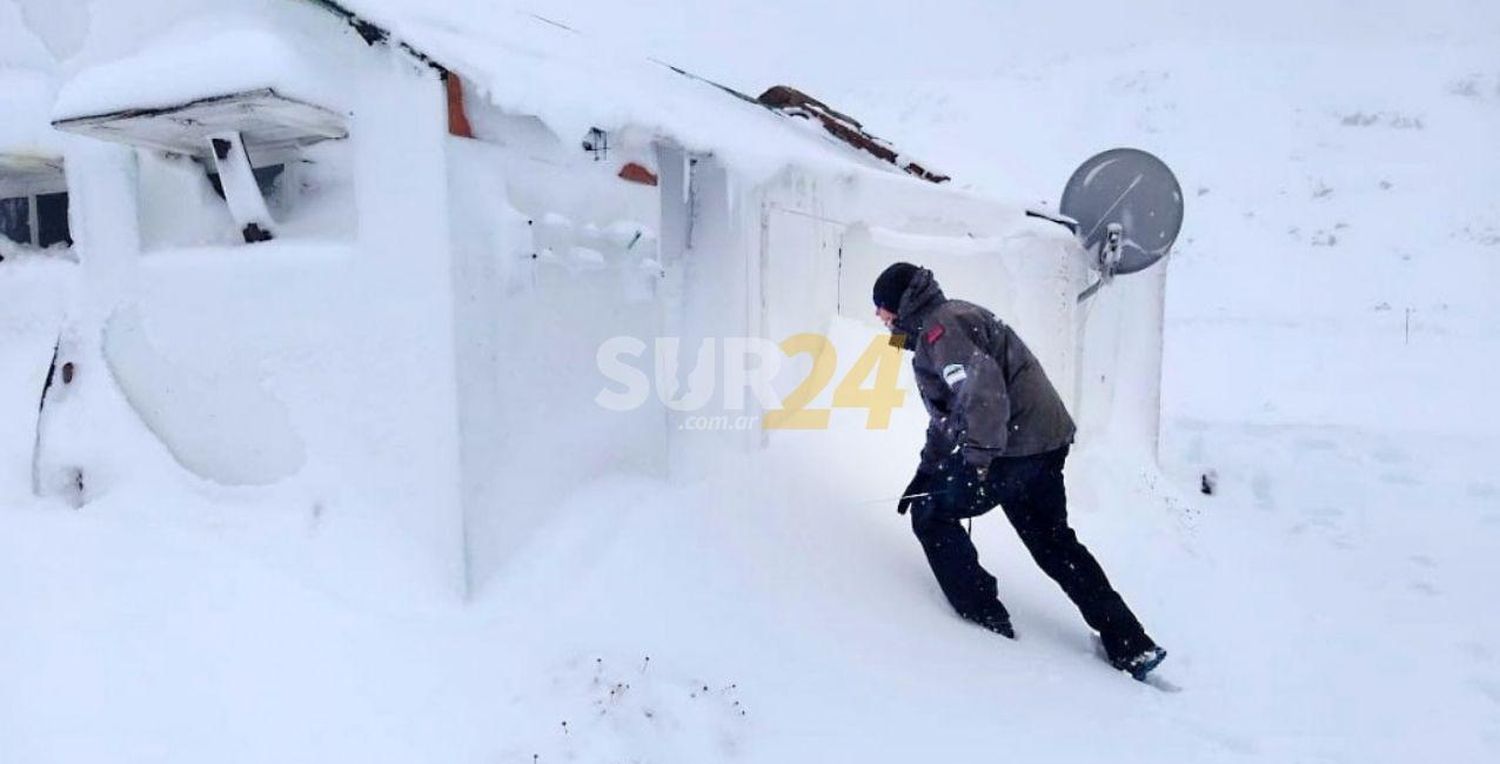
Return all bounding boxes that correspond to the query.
[49,27,348,162]
[0,68,64,172]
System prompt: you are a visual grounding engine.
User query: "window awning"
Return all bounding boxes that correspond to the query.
[0,153,65,197]
[52,88,347,161]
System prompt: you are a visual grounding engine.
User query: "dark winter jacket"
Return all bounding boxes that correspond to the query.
[890,268,1077,473]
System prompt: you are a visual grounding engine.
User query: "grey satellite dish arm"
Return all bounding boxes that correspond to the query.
[1077,222,1123,303]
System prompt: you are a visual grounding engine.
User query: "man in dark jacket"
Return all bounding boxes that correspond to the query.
[872,262,1167,680]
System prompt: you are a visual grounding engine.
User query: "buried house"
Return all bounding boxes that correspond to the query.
[2,0,1176,598]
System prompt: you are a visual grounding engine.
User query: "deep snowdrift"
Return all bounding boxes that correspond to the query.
[5,422,1495,761]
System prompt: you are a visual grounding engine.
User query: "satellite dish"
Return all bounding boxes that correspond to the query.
[1060,148,1183,276]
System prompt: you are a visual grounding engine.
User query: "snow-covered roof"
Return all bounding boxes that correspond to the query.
[39,0,944,187]
[328,0,907,182]
[51,27,345,122]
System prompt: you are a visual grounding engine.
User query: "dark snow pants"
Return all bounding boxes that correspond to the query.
[908,446,1156,661]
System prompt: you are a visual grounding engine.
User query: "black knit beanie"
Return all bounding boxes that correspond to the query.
[872,262,920,312]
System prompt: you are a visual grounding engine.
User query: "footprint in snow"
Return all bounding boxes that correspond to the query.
[1459,641,1493,663]
[1296,437,1338,452]
[1408,580,1440,597]
[1470,678,1500,707]
[1251,472,1274,511]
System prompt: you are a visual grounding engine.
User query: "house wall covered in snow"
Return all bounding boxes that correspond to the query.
[444,112,670,590]
[5,0,476,599]
[0,0,1170,600]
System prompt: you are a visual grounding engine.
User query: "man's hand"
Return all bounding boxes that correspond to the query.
[897,470,933,515]
[962,444,997,479]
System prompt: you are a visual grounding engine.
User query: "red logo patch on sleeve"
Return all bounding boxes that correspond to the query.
[924,324,945,344]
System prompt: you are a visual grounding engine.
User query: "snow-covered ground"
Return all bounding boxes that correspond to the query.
[4,1,1499,761]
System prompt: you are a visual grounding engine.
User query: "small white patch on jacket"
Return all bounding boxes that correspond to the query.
[942,363,967,388]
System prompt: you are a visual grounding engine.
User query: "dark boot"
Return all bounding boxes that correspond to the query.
[1110,646,1168,680]
[968,609,1015,639]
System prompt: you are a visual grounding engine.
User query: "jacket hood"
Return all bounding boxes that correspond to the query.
[892,267,946,348]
